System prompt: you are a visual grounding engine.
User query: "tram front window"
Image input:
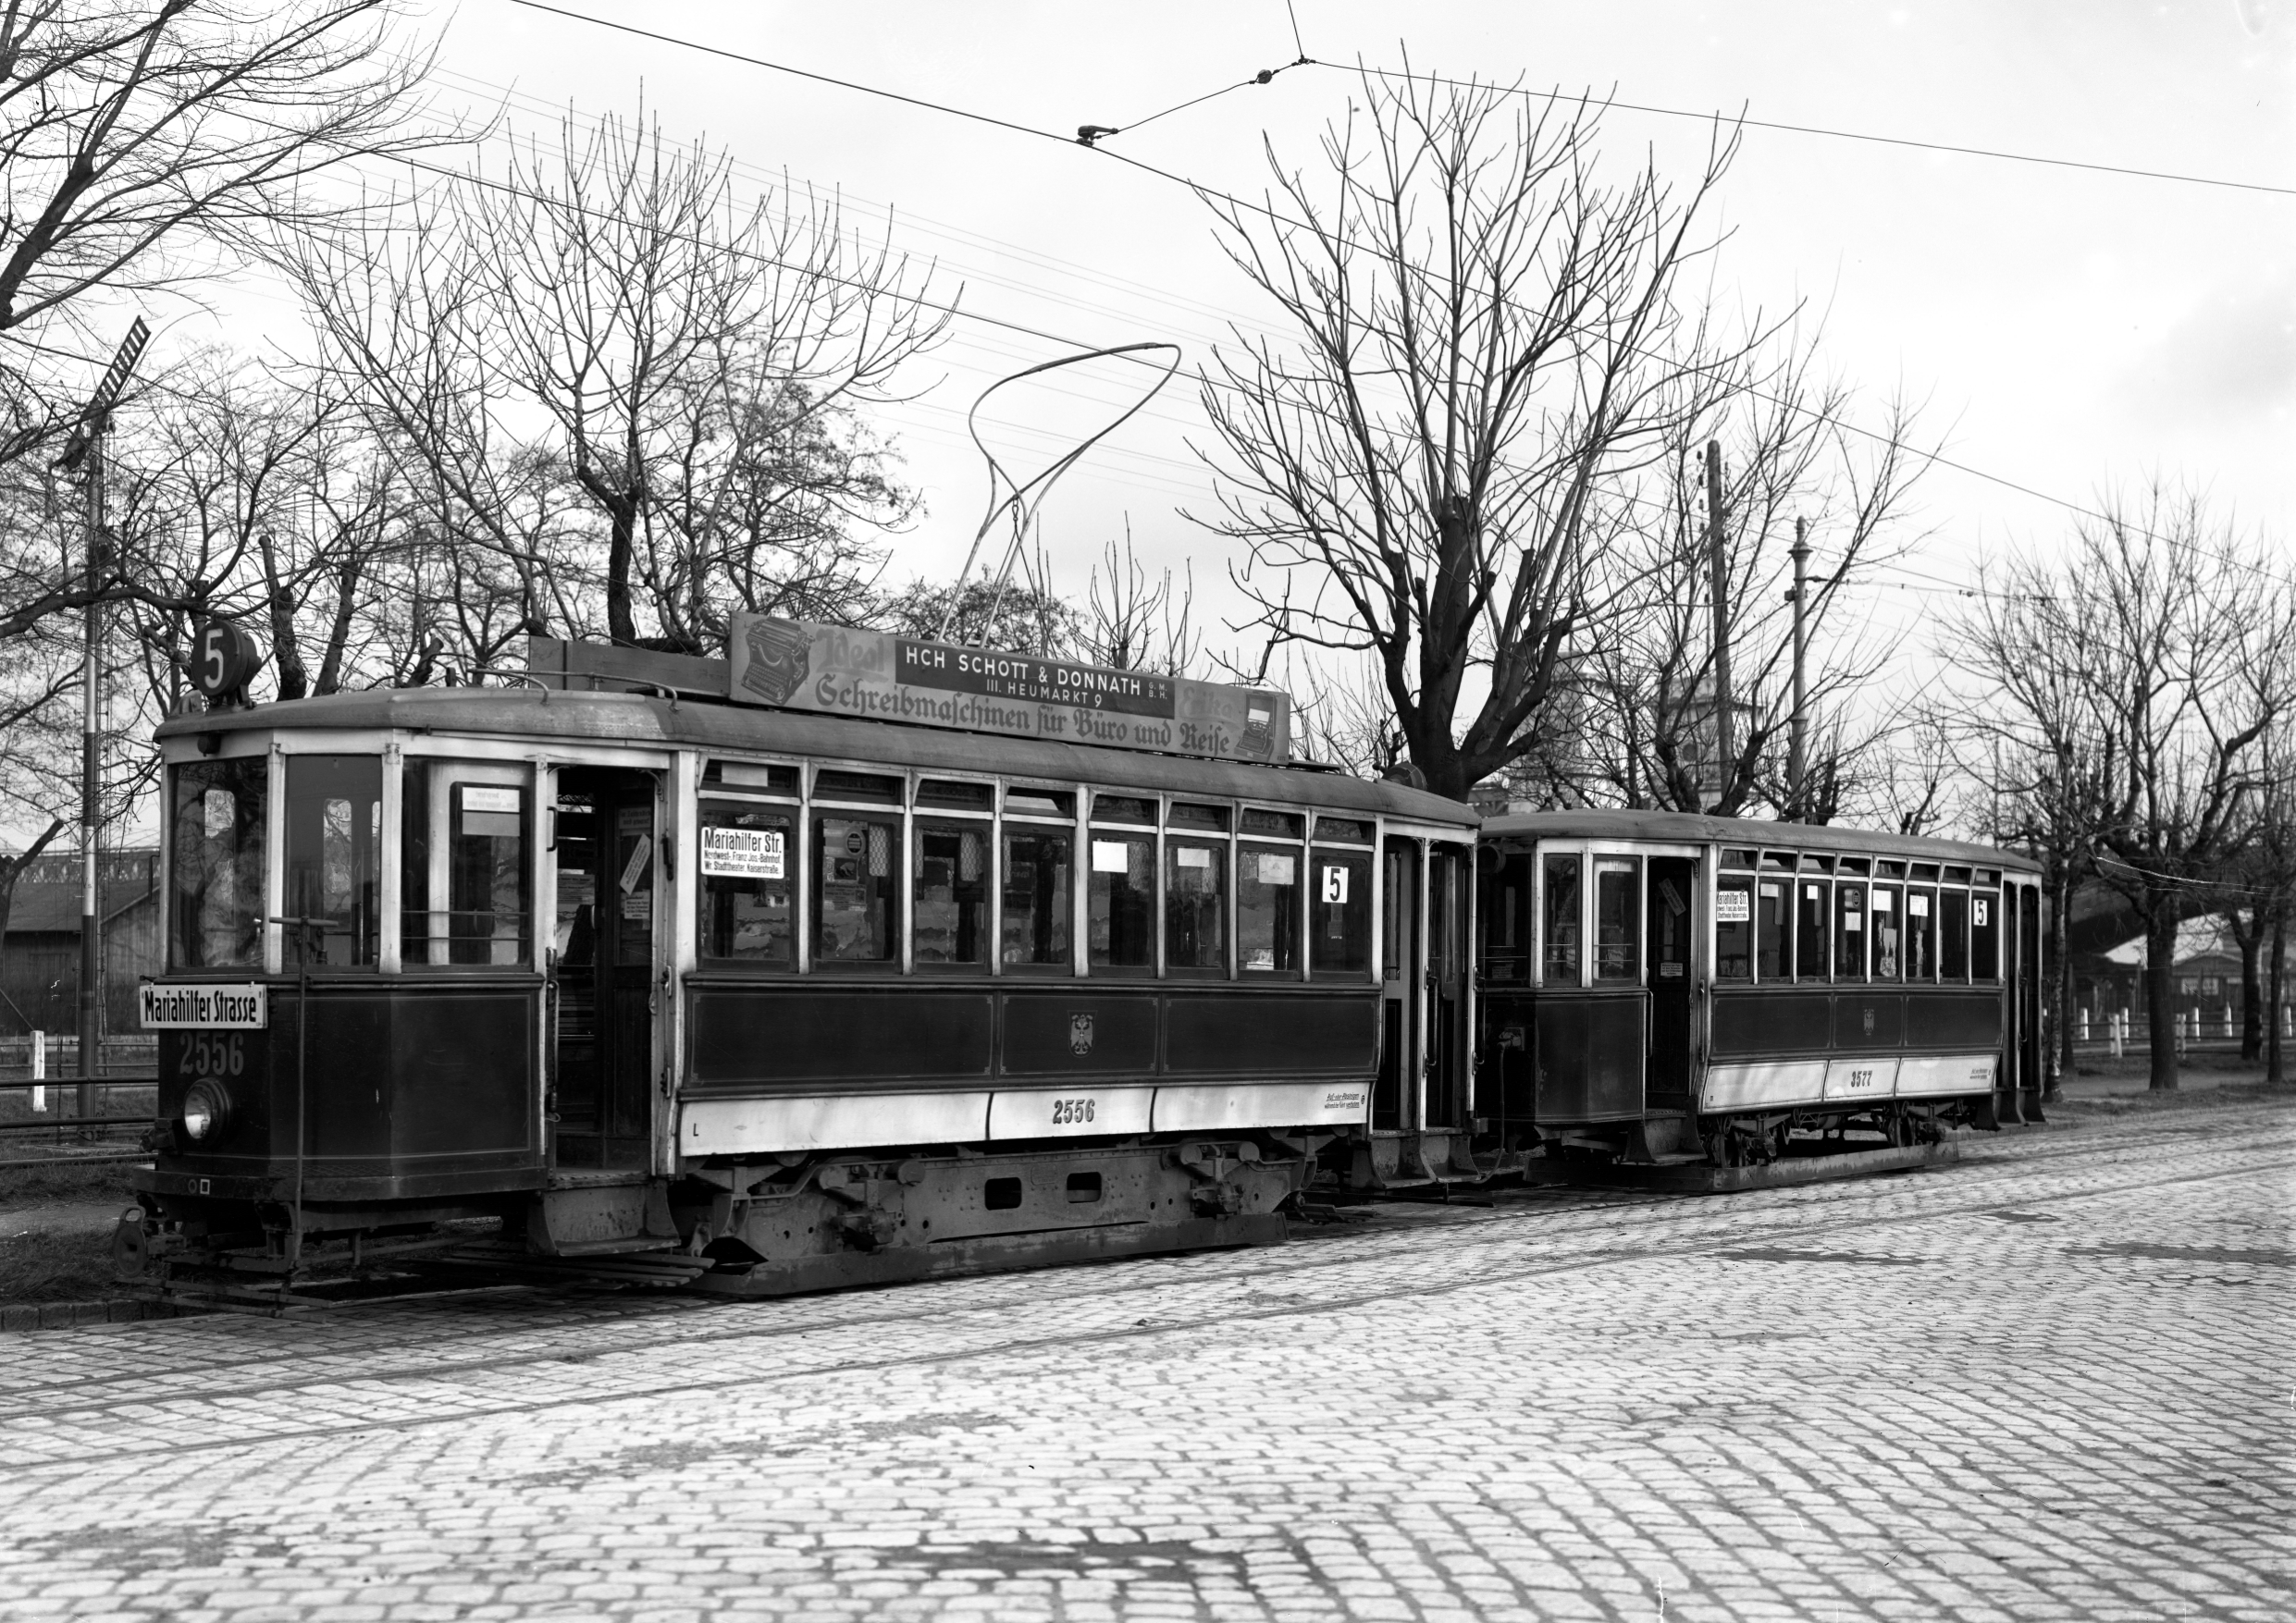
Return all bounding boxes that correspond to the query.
[1970,891,2001,980]
[1542,855,1581,982]
[168,758,267,969]
[1833,882,1867,980]
[1796,880,1831,980]
[1087,832,1154,970]
[404,762,532,967]
[814,814,896,964]
[1757,878,1791,978]
[913,821,986,967]
[1312,847,1372,976]
[1239,843,1301,975]
[1594,858,1639,981]
[1941,890,1971,980]
[1870,886,1902,979]
[1165,839,1226,974]
[1715,875,1753,979]
[1002,827,1072,968]
[283,755,380,968]
[698,802,795,966]
[1906,887,1936,979]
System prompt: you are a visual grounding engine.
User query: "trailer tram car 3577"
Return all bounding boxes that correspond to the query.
[118,632,1478,1304]
[1474,812,2045,1170]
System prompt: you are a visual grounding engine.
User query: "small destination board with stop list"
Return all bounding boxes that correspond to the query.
[141,983,267,1029]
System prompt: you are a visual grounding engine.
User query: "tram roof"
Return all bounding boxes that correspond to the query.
[1478,809,2041,873]
[156,687,1479,827]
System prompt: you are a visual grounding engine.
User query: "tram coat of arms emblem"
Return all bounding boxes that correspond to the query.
[1069,1014,1094,1055]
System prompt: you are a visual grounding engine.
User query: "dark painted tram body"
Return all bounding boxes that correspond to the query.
[124,646,1478,1299]
[1475,813,2047,1166]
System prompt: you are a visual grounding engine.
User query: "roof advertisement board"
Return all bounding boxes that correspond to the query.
[726,613,1290,765]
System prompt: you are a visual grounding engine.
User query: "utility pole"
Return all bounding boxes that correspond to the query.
[1705,441,1732,812]
[1787,517,1810,820]
[55,318,149,1117]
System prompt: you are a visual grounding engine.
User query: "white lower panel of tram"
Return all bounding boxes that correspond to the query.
[680,1079,1372,1157]
[1700,1052,1998,1113]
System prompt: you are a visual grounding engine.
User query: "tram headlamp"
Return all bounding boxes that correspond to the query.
[181,1077,231,1142]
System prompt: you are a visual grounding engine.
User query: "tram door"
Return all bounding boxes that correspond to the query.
[1375,840,1418,1131]
[550,767,661,1170]
[1425,843,1470,1130]
[1645,857,1697,1113]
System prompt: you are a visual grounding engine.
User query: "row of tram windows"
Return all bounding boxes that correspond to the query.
[1479,844,2007,987]
[168,754,534,972]
[699,766,1376,979]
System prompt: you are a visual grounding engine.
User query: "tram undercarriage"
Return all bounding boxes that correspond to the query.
[116,1133,1315,1310]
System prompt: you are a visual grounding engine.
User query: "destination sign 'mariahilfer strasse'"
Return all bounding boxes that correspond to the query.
[725,614,1291,765]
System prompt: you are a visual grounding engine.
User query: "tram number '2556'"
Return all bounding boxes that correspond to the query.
[1051,1097,1097,1125]
[178,1032,247,1078]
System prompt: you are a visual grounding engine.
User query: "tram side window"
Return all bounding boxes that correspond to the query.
[1594,859,1639,982]
[1480,852,1532,984]
[1715,876,1754,980]
[1756,879,1790,979]
[1002,826,1072,968]
[1542,855,1582,982]
[1905,887,1935,980]
[1870,886,1902,980]
[814,814,897,964]
[169,758,266,969]
[1088,832,1154,970]
[1940,890,1970,980]
[1833,882,1867,980]
[404,763,532,967]
[912,821,986,968]
[1239,843,1301,974]
[1970,891,2001,981]
[1312,847,1373,976]
[284,755,381,969]
[1166,839,1227,974]
[698,801,795,966]
[1796,880,1831,980]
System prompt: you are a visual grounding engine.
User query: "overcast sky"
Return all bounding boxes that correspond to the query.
[214,0,2294,675]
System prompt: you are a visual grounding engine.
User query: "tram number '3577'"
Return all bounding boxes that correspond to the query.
[178,1032,247,1078]
[1051,1097,1097,1125]
[1842,1067,1879,1091]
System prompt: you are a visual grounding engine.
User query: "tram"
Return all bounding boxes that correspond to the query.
[119,622,1479,1302]
[1473,812,2046,1169]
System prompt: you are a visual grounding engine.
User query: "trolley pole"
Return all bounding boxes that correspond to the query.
[1705,441,1733,811]
[1787,517,1810,820]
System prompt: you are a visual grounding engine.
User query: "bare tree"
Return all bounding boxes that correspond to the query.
[291,107,947,653]
[1957,486,2290,1092]
[1193,69,1759,801]
[1078,523,1199,676]
[0,1,443,341]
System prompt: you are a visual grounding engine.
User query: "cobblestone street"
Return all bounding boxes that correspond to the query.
[1,1099,2289,1623]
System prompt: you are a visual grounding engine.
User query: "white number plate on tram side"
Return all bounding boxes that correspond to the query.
[141,983,268,1029]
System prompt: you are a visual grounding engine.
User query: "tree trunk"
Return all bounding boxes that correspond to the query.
[2144,897,2180,1092]
[2049,867,2072,1099]
[2269,908,2286,1088]
[2237,920,2263,1061]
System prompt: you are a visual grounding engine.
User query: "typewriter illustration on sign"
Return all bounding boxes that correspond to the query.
[1240,699,1277,758]
[741,617,812,706]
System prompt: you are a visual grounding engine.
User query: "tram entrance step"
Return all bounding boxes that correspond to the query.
[1523,1139,1961,1194]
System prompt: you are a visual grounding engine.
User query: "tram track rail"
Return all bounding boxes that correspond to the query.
[0,1101,2275,1410]
[2,1108,2287,1468]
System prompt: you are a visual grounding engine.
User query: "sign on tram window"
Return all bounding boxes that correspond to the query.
[1256,852,1296,886]
[1320,864,1349,904]
[727,613,1291,765]
[1714,886,1751,924]
[1091,839,1132,873]
[702,823,785,879]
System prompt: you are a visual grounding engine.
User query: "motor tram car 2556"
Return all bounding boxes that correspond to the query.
[119,626,1479,1305]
